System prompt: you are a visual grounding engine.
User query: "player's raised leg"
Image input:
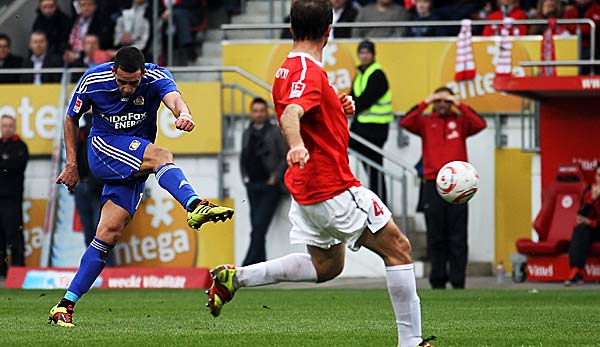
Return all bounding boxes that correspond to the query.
[139,143,234,229]
[206,244,345,317]
[49,200,129,327]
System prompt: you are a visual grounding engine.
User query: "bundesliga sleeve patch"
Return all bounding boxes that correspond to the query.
[290,82,306,98]
[73,98,82,113]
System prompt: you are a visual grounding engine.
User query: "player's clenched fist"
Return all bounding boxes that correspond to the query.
[56,164,79,192]
[176,113,195,132]
[287,146,310,169]
[338,93,355,116]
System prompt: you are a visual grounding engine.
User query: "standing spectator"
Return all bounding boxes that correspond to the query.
[160,0,207,64]
[32,0,72,55]
[406,0,443,37]
[0,34,23,84]
[528,0,566,35]
[74,112,104,250]
[565,164,600,286]
[563,0,600,74]
[114,0,151,51]
[330,0,358,38]
[482,0,528,36]
[353,0,410,38]
[240,97,287,266]
[0,115,29,277]
[20,31,63,84]
[64,0,113,66]
[349,40,393,205]
[399,87,486,289]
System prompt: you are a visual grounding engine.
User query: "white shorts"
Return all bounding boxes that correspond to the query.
[289,185,392,251]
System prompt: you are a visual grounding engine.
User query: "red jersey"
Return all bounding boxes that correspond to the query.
[579,185,600,228]
[272,52,360,204]
[563,2,600,49]
[482,6,528,36]
[400,101,486,180]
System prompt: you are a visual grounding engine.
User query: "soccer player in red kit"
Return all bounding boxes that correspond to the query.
[205,1,435,346]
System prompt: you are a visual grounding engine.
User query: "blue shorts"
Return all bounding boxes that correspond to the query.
[88,134,151,216]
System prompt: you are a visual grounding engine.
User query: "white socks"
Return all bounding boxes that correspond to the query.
[386,264,422,347]
[236,253,318,287]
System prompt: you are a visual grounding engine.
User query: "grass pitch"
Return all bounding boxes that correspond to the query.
[0,287,598,347]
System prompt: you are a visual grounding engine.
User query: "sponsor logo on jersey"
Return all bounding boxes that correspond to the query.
[73,98,82,113]
[129,140,141,151]
[103,112,148,130]
[290,82,306,98]
[121,97,129,102]
[134,96,145,106]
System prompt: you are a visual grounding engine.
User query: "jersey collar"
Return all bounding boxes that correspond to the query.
[287,52,323,67]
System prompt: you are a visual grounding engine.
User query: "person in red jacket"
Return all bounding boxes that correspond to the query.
[565,164,600,286]
[563,0,600,74]
[482,0,528,36]
[400,86,486,289]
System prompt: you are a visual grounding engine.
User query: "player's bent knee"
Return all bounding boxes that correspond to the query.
[96,223,126,245]
[154,146,173,165]
[315,261,344,283]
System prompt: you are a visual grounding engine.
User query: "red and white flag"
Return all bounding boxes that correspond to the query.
[455,19,476,81]
[495,18,514,76]
[541,18,557,77]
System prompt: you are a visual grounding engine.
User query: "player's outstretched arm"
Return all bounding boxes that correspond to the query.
[162,91,195,132]
[280,104,309,169]
[56,115,80,192]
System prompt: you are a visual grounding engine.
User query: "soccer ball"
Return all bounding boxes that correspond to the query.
[435,161,479,204]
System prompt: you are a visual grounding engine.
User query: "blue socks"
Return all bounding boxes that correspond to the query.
[156,163,200,211]
[64,237,113,303]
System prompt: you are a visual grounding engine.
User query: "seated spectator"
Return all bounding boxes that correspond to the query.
[528,0,566,35]
[160,0,207,64]
[32,0,71,55]
[64,0,114,65]
[114,0,150,51]
[564,164,600,286]
[331,0,358,39]
[353,0,410,38]
[563,0,600,74]
[482,0,528,36]
[406,0,443,37]
[20,31,63,84]
[0,33,23,84]
[69,33,113,82]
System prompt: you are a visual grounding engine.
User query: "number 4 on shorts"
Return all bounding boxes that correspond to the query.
[372,199,384,216]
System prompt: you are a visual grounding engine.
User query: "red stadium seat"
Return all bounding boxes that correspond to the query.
[516,164,586,256]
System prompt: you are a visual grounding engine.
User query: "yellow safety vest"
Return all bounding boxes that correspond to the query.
[352,62,393,124]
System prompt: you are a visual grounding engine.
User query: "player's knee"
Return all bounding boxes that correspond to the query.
[96,222,125,244]
[382,229,413,265]
[153,146,173,165]
[315,261,344,283]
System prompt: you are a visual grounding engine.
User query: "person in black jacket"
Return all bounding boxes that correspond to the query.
[0,115,29,277]
[0,34,23,84]
[20,31,63,84]
[330,0,358,38]
[240,97,287,266]
[32,0,72,55]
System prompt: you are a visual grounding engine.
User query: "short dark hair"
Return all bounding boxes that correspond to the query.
[114,46,145,73]
[434,86,454,95]
[291,0,332,42]
[251,97,268,108]
[0,33,10,46]
[30,30,47,40]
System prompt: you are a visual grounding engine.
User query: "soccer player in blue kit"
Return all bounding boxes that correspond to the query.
[48,47,234,327]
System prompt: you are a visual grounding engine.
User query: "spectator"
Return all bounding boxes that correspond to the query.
[353,0,410,38]
[74,112,105,253]
[406,0,443,37]
[281,0,298,39]
[0,115,29,277]
[0,34,23,84]
[20,31,63,84]
[240,97,287,266]
[564,164,600,286]
[330,0,359,38]
[69,33,113,82]
[482,0,528,36]
[528,0,566,35]
[160,0,207,64]
[64,0,113,65]
[563,0,600,74]
[349,40,393,205]
[32,0,72,55]
[399,87,486,289]
[114,0,150,51]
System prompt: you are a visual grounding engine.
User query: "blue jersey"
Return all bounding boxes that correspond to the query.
[67,62,178,142]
